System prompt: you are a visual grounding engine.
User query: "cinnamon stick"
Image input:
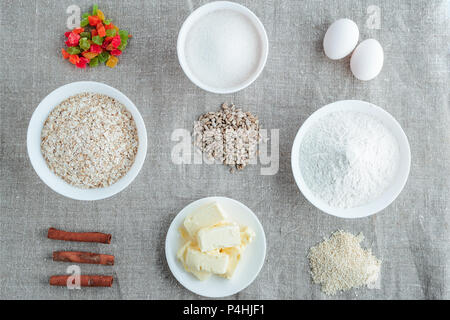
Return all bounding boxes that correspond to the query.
[49,275,113,287]
[47,227,111,244]
[53,251,115,265]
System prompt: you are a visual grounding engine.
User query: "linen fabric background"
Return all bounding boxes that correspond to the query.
[0,0,448,299]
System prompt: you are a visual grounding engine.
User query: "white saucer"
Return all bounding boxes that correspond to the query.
[165,196,266,298]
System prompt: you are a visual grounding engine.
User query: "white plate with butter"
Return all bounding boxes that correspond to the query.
[165,197,266,298]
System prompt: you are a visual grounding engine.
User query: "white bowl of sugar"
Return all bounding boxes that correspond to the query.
[177,1,269,94]
[291,100,411,218]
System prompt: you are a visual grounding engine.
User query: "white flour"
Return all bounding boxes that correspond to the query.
[185,9,262,89]
[299,111,400,208]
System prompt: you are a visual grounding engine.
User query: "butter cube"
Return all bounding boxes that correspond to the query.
[189,268,212,281]
[176,240,191,260]
[185,247,229,275]
[197,224,241,252]
[183,202,227,237]
[240,226,256,246]
[220,227,255,279]
[220,247,242,279]
[177,241,212,281]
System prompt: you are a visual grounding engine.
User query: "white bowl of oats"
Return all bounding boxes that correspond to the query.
[27,81,147,201]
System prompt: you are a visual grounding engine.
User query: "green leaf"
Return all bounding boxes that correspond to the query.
[80,18,89,27]
[118,30,128,38]
[80,32,91,40]
[105,29,116,37]
[89,57,99,67]
[79,38,91,51]
[98,51,110,63]
[67,47,81,55]
[92,36,104,45]
[92,4,98,15]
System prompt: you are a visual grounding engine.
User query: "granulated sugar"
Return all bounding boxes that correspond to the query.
[299,111,400,208]
[184,9,262,89]
[308,230,381,296]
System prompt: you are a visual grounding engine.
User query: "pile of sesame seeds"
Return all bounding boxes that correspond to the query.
[308,230,381,295]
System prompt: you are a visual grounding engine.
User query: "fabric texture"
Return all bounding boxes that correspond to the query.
[0,0,448,299]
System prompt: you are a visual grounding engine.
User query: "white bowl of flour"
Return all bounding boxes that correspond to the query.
[177,1,268,94]
[291,100,411,218]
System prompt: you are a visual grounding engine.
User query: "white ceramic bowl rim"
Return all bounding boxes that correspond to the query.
[27,81,148,201]
[291,100,411,218]
[177,1,269,94]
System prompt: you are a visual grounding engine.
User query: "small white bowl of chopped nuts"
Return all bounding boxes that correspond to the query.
[27,81,147,201]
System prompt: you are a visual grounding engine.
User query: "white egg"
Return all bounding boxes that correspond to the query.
[350,39,384,81]
[323,18,359,60]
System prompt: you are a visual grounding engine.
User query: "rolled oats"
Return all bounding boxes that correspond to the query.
[41,93,139,189]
